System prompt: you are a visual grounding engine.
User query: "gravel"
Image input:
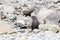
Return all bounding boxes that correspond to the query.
[0,0,60,40]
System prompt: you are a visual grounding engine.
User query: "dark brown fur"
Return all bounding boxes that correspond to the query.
[31,16,39,30]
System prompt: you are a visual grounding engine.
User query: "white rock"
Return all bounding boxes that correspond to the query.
[25,16,32,27]
[37,8,54,19]
[27,32,44,40]
[0,20,14,34]
[39,24,60,33]
[15,19,25,27]
[46,12,60,26]
[16,16,32,28]
[22,6,35,15]
[44,31,56,40]
[45,0,58,2]
[3,5,15,14]
[33,29,40,33]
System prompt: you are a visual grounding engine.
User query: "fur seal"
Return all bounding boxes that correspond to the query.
[31,16,39,30]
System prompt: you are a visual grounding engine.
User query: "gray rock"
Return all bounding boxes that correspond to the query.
[36,8,54,19]
[46,12,60,26]
[22,6,35,16]
[15,16,32,28]
[15,19,25,27]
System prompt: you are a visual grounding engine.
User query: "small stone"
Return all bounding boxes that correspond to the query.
[33,29,40,34]
[15,20,25,27]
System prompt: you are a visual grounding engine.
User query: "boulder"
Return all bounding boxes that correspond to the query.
[36,8,54,19]
[22,6,35,16]
[15,16,32,29]
[0,20,14,34]
[46,12,60,26]
[39,24,60,33]
[3,5,15,14]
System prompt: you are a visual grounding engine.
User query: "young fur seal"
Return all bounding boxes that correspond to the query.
[31,16,39,30]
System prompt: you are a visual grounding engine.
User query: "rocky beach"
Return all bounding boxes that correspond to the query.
[0,0,60,40]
